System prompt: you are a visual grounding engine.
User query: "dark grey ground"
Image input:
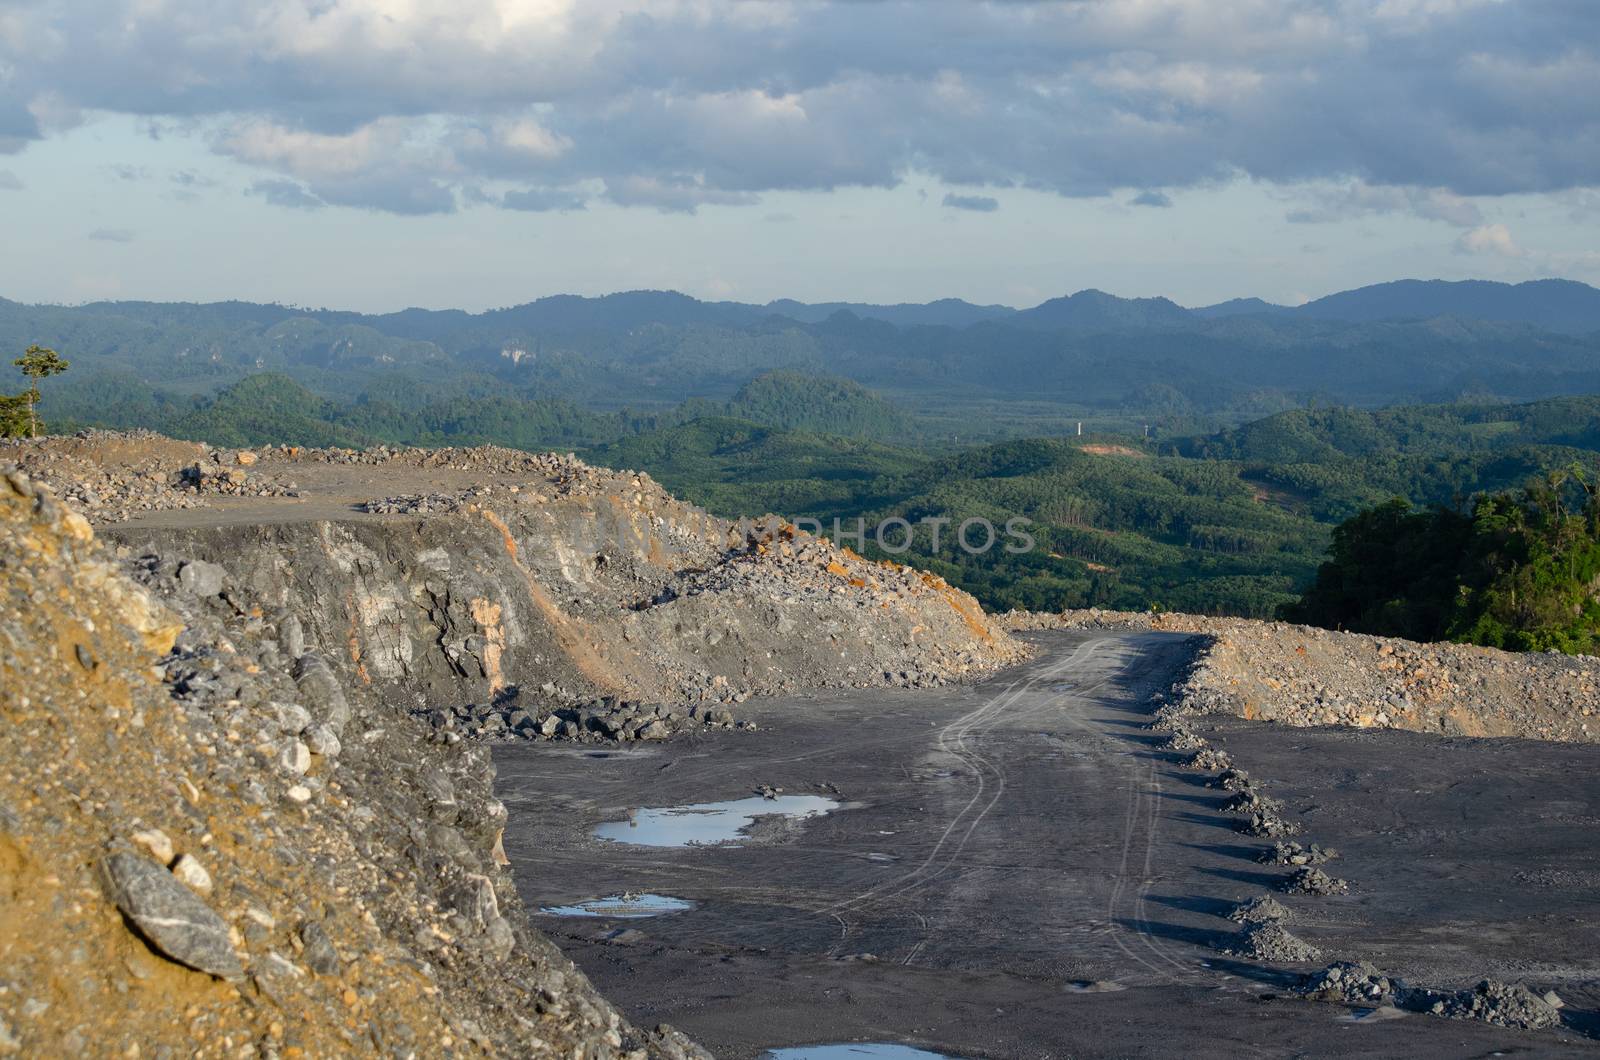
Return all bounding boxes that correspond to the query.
[496,631,1600,1058]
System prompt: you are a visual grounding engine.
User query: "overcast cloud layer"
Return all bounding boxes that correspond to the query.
[2,0,1596,218]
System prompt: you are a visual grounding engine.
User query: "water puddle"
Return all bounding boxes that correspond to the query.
[1337,1006,1407,1023]
[538,893,694,918]
[763,1047,961,1060]
[594,795,839,847]
[1064,980,1126,993]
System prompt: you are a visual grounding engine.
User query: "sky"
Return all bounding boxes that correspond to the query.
[1,0,1598,312]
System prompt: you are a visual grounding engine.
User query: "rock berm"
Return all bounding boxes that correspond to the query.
[1007,608,1600,743]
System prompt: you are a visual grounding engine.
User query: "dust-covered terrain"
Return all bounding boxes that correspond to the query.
[0,432,1021,1058]
[499,630,1600,1057]
[5,431,1599,1058]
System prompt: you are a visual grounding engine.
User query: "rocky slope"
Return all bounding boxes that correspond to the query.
[0,465,717,1058]
[1,433,1023,721]
[0,432,1027,1057]
[1008,609,1600,742]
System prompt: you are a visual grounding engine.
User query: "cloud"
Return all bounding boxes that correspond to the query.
[1449,223,1600,279]
[0,170,20,190]
[1131,190,1173,208]
[247,178,325,210]
[219,118,458,214]
[501,187,586,212]
[88,228,134,243]
[601,174,757,213]
[942,193,999,212]
[171,169,217,188]
[1287,181,1484,226]
[1455,222,1525,258]
[0,1,1595,214]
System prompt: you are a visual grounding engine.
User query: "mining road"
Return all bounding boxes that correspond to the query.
[497,631,1600,1057]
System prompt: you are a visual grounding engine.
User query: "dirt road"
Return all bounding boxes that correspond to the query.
[497,631,1600,1057]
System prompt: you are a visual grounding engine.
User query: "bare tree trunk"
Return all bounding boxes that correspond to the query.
[26,386,38,438]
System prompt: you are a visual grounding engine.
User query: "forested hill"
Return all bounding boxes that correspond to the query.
[1176,397,1600,464]
[8,280,1600,442]
[16,351,1600,622]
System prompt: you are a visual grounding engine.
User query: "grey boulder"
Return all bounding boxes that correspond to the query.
[104,853,243,980]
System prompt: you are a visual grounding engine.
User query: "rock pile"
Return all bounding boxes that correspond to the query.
[1421,980,1565,1030]
[1295,967,1568,1032]
[1227,895,1291,924]
[425,694,741,744]
[1260,841,1338,867]
[1295,961,1394,1005]
[1281,867,1351,896]
[1225,922,1322,963]
[0,430,298,524]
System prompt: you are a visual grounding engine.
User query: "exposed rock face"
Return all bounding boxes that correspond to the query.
[0,466,705,1057]
[1008,609,1600,743]
[80,438,1024,715]
[0,436,1027,1057]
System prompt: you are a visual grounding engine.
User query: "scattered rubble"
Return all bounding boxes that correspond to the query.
[1261,841,1338,867]
[0,430,300,523]
[425,694,739,744]
[1297,966,1568,1034]
[1210,767,1253,791]
[1420,980,1565,1030]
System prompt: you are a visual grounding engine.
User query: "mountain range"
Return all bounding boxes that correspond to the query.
[7,277,1600,336]
[8,277,1600,441]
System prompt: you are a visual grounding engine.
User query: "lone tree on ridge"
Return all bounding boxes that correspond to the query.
[12,345,69,438]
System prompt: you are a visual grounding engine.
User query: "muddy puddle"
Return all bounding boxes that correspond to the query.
[538,893,694,918]
[762,1046,961,1060]
[594,794,839,847]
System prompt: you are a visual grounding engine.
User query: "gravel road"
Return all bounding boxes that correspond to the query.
[496,631,1600,1057]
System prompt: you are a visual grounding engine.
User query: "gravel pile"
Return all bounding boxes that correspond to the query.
[1418,980,1565,1030]
[360,492,469,515]
[1225,921,1322,962]
[1239,811,1301,838]
[1281,867,1350,896]
[1260,841,1338,866]
[1227,895,1291,923]
[1007,608,1600,744]
[1296,961,1394,1005]
[280,442,635,500]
